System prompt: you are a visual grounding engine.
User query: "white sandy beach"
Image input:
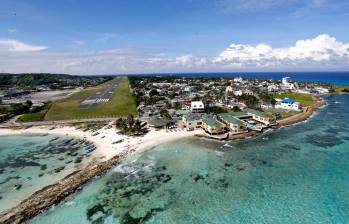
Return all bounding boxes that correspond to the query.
[0,124,203,160]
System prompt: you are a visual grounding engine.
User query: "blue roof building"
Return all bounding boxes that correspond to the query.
[281,98,295,104]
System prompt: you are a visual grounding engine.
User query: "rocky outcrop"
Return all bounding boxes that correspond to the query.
[0,152,127,224]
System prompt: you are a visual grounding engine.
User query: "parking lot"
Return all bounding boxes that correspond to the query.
[80,78,121,108]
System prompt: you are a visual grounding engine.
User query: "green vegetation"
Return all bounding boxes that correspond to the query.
[205,106,228,114]
[239,94,259,108]
[70,121,109,132]
[44,77,137,120]
[273,92,315,107]
[330,85,349,94]
[0,101,32,122]
[0,73,111,89]
[115,114,146,135]
[17,103,52,122]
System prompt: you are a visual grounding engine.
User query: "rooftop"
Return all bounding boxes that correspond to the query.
[184,113,202,121]
[202,115,225,127]
[281,97,295,104]
[148,116,167,127]
[246,109,273,118]
[218,113,243,125]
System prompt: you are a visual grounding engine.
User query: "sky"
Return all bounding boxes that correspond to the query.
[0,0,349,75]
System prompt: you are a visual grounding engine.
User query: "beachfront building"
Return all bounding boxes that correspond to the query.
[190,101,205,113]
[246,109,275,125]
[275,98,300,111]
[182,113,202,131]
[218,113,246,134]
[148,116,168,129]
[201,115,226,135]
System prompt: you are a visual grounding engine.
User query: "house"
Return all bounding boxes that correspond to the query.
[275,98,300,111]
[246,109,275,125]
[282,77,295,90]
[218,113,246,134]
[261,103,273,109]
[234,90,243,96]
[201,115,226,135]
[182,113,202,130]
[243,89,254,96]
[190,101,205,113]
[314,87,329,94]
[225,86,233,93]
[148,116,168,129]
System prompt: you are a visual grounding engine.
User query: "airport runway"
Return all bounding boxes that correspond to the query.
[80,78,120,108]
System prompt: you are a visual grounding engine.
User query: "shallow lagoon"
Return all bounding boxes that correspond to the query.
[32,95,349,224]
[0,134,102,212]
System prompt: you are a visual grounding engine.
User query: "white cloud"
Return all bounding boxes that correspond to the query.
[0,39,48,52]
[72,40,85,46]
[7,28,18,34]
[0,34,348,74]
[175,54,208,67]
[215,34,349,69]
[96,33,122,43]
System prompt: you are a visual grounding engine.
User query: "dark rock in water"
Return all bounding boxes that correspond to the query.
[27,177,32,180]
[237,166,245,171]
[86,204,107,221]
[305,134,344,148]
[58,157,65,161]
[282,144,301,151]
[49,137,60,142]
[224,163,232,167]
[0,195,2,200]
[40,164,47,170]
[191,174,206,182]
[38,173,44,177]
[0,176,21,184]
[14,184,22,190]
[54,166,65,173]
[65,160,73,164]
[70,152,79,157]
[120,207,165,224]
[74,157,83,164]
[342,136,349,141]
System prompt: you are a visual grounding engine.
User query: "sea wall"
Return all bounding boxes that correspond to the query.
[276,95,325,127]
[0,152,127,224]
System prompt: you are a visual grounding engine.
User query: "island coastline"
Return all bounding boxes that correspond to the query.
[0,94,327,224]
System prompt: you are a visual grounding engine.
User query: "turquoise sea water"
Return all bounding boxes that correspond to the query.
[0,134,102,212]
[32,94,349,224]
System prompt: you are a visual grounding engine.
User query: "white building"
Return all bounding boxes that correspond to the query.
[225,86,233,93]
[282,77,296,90]
[234,77,243,83]
[243,89,254,96]
[233,90,243,96]
[182,113,202,131]
[315,87,329,94]
[190,101,205,113]
[275,98,300,111]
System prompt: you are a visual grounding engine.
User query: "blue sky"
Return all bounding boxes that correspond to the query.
[1,0,349,74]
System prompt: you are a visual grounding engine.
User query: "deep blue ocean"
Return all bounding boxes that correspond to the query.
[128,71,349,85]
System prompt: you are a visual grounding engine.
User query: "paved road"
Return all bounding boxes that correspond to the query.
[0,117,119,128]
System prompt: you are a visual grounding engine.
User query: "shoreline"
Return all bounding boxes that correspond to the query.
[0,95,326,223]
[0,126,201,224]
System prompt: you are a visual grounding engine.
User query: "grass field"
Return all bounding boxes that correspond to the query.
[17,103,52,122]
[273,92,315,107]
[44,77,137,120]
[331,85,349,94]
